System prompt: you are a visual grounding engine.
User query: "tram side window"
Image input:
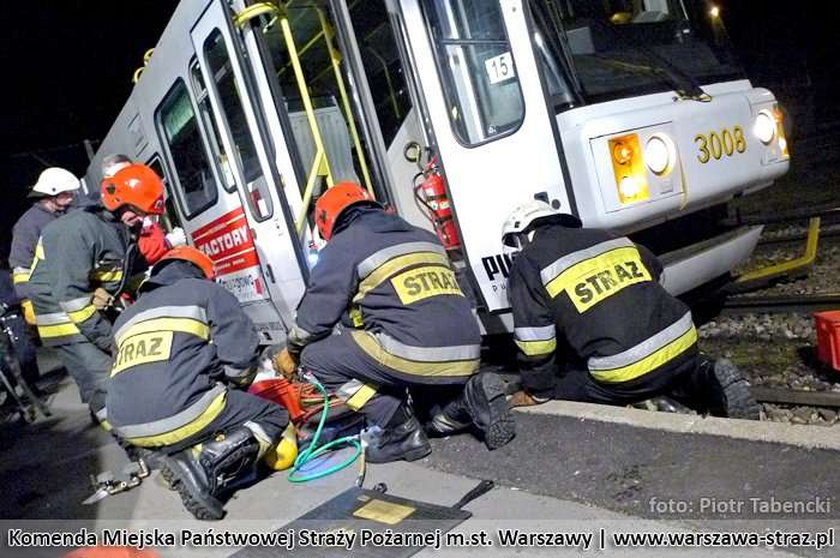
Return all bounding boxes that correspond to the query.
[421,0,525,146]
[157,80,219,217]
[145,154,183,230]
[204,30,274,221]
[191,62,236,192]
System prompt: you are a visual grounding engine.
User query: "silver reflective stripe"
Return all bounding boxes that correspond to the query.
[114,384,226,439]
[514,325,556,342]
[223,364,254,379]
[336,379,366,400]
[376,332,480,362]
[13,266,29,275]
[357,241,445,279]
[59,295,93,313]
[288,323,314,344]
[35,311,72,326]
[244,421,273,449]
[96,407,108,421]
[588,312,694,371]
[540,238,635,285]
[114,305,207,343]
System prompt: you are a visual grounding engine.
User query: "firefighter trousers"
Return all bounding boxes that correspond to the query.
[552,351,712,410]
[301,329,469,426]
[157,389,289,455]
[55,341,111,417]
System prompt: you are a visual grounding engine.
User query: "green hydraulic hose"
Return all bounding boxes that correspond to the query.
[287,373,362,483]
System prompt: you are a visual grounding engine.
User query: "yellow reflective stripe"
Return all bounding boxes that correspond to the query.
[350,330,478,378]
[346,385,377,411]
[12,272,30,284]
[67,304,98,324]
[515,338,557,357]
[34,242,44,260]
[590,326,698,383]
[354,252,451,303]
[37,322,81,338]
[91,269,124,282]
[116,317,210,346]
[544,246,651,312]
[127,391,227,448]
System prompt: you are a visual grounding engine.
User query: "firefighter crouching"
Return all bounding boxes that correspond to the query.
[503,201,760,418]
[106,247,289,521]
[279,182,515,463]
[27,164,165,422]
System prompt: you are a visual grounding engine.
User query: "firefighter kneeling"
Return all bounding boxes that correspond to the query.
[503,201,760,418]
[281,182,515,463]
[105,247,289,520]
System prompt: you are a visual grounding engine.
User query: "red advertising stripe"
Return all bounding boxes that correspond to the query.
[192,207,246,241]
[214,248,260,274]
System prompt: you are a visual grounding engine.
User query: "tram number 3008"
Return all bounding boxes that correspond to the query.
[694,126,746,163]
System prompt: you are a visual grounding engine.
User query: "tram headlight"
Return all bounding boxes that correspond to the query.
[609,134,650,204]
[644,134,675,176]
[754,110,776,145]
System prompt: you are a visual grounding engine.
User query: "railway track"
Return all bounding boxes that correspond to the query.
[720,293,840,316]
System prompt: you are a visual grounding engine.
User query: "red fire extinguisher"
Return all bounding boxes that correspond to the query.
[414,156,461,250]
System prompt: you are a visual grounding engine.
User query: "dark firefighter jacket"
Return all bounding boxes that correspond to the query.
[289,207,481,383]
[9,203,59,300]
[28,205,138,349]
[106,260,260,448]
[508,224,697,395]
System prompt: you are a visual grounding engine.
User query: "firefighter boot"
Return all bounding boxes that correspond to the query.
[427,372,515,450]
[365,405,431,464]
[699,357,761,420]
[161,427,261,520]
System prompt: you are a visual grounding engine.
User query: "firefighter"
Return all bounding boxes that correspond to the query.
[101,153,187,264]
[27,163,165,422]
[10,167,80,326]
[106,246,289,521]
[501,201,759,418]
[279,182,515,463]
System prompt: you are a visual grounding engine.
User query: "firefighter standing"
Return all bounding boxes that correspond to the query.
[502,201,759,418]
[27,164,165,422]
[106,247,289,521]
[10,167,80,327]
[282,182,515,463]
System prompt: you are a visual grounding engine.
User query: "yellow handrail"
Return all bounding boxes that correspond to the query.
[280,13,335,232]
[316,8,373,196]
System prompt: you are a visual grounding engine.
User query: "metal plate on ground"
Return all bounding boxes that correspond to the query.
[228,487,471,558]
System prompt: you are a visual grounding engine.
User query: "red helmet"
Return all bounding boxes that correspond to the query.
[314,182,377,240]
[154,245,215,280]
[100,163,164,215]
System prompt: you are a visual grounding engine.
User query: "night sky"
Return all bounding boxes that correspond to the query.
[0,0,833,258]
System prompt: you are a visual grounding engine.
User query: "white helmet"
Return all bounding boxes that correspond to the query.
[501,200,581,250]
[29,167,81,198]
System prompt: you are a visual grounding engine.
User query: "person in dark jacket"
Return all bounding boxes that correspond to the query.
[107,246,288,521]
[280,182,515,463]
[28,163,165,423]
[502,201,759,418]
[10,167,80,325]
[0,264,40,393]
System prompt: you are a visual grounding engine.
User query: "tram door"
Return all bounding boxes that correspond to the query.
[190,1,310,341]
[227,0,394,254]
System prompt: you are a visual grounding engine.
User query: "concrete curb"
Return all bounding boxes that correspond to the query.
[518,400,840,451]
